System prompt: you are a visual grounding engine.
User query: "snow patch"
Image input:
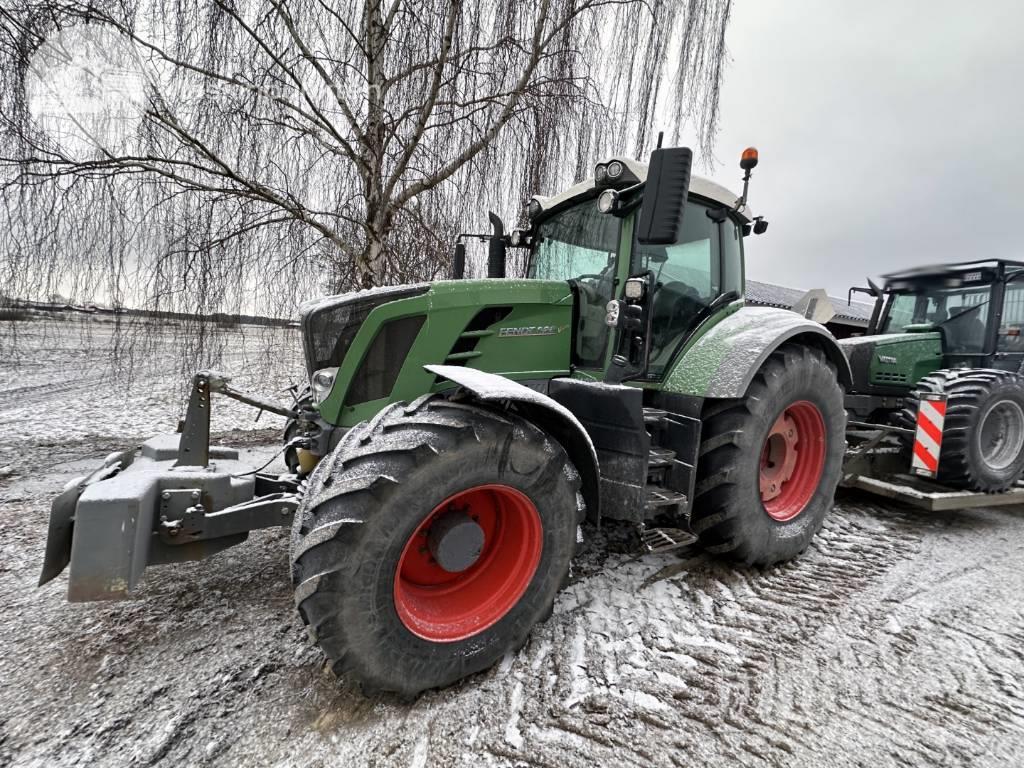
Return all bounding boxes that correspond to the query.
[503,681,525,748]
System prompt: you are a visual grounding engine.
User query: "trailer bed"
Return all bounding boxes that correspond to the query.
[842,473,1024,511]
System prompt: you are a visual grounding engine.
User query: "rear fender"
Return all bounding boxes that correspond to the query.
[664,306,853,398]
[425,365,601,522]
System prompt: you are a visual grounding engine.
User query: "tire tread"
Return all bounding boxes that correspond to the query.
[289,395,582,696]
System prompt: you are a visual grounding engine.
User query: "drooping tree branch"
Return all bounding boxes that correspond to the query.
[0,0,733,316]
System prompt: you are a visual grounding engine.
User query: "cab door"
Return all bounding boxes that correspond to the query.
[631,199,743,379]
[993,276,1024,372]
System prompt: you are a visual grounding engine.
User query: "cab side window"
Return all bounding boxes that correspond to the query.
[998,279,1024,352]
[634,202,719,304]
[632,201,721,375]
[719,218,744,297]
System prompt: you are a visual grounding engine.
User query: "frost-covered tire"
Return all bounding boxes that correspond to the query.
[289,395,582,697]
[899,369,1024,492]
[692,344,846,566]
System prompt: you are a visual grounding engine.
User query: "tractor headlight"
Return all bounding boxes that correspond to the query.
[606,160,623,180]
[595,163,608,184]
[624,277,645,300]
[597,189,619,214]
[311,367,338,405]
[509,229,529,247]
[605,299,621,327]
[527,197,543,219]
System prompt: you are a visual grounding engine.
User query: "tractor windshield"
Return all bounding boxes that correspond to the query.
[881,283,992,352]
[529,199,621,366]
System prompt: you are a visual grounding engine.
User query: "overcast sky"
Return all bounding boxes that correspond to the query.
[700,0,1024,299]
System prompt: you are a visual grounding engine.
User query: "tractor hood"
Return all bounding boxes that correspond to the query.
[839,332,943,393]
[301,279,576,427]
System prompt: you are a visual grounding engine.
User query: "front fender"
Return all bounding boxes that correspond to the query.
[425,365,601,521]
[663,306,853,398]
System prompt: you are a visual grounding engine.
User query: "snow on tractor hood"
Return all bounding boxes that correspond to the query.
[529,156,753,223]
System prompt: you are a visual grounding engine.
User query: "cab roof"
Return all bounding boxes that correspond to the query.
[882,259,1024,289]
[532,155,752,223]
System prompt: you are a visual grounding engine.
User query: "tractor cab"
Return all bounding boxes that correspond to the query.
[852,259,1024,373]
[522,150,760,382]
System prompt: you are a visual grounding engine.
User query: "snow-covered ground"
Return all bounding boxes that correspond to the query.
[0,316,304,453]
[2,316,1023,767]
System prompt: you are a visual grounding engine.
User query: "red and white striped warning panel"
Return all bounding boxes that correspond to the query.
[911,393,948,477]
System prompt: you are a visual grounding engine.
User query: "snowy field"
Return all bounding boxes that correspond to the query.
[2,316,1023,767]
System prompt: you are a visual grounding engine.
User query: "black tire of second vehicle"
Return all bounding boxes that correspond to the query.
[899,369,1024,492]
[289,396,583,697]
[692,343,846,566]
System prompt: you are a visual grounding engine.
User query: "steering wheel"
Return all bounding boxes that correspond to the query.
[575,270,613,303]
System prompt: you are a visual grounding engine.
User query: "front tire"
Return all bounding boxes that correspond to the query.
[692,344,846,566]
[289,396,582,697]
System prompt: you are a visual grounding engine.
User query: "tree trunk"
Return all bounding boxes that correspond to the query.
[354,1,389,291]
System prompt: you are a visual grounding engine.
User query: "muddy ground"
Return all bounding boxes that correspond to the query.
[2,318,1023,767]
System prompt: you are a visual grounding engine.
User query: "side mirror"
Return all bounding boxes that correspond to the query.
[636,147,693,245]
[451,242,466,279]
[487,211,506,279]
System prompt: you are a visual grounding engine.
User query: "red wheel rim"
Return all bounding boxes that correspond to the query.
[393,484,543,643]
[759,400,826,522]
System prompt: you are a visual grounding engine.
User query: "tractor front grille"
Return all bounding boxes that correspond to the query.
[345,314,426,405]
[300,285,428,373]
[874,371,908,383]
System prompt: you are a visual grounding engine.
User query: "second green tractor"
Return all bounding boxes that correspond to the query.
[842,259,1024,491]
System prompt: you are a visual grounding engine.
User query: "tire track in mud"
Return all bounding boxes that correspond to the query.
[488,502,928,768]
[364,498,1020,768]
[112,495,1020,768]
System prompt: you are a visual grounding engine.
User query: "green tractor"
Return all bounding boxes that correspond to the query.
[40,145,853,696]
[842,259,1024,493]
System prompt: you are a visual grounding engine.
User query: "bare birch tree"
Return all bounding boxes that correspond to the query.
[0,0,732,317]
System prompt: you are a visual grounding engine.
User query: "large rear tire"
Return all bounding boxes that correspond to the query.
[290,396,582,697]
[692,344,846,566]
[899,369,1024,492]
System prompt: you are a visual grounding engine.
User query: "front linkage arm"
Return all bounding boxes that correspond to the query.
[176,370,298,467]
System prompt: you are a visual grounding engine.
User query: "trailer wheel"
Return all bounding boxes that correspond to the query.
[900,369,1024,492]
[693,343,846,566]
[289,396,582,697]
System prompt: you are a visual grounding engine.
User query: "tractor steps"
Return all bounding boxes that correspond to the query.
[644,486,688,509]
[640,525,698,554]
[647,447,676,468]
[643,408,669,427]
